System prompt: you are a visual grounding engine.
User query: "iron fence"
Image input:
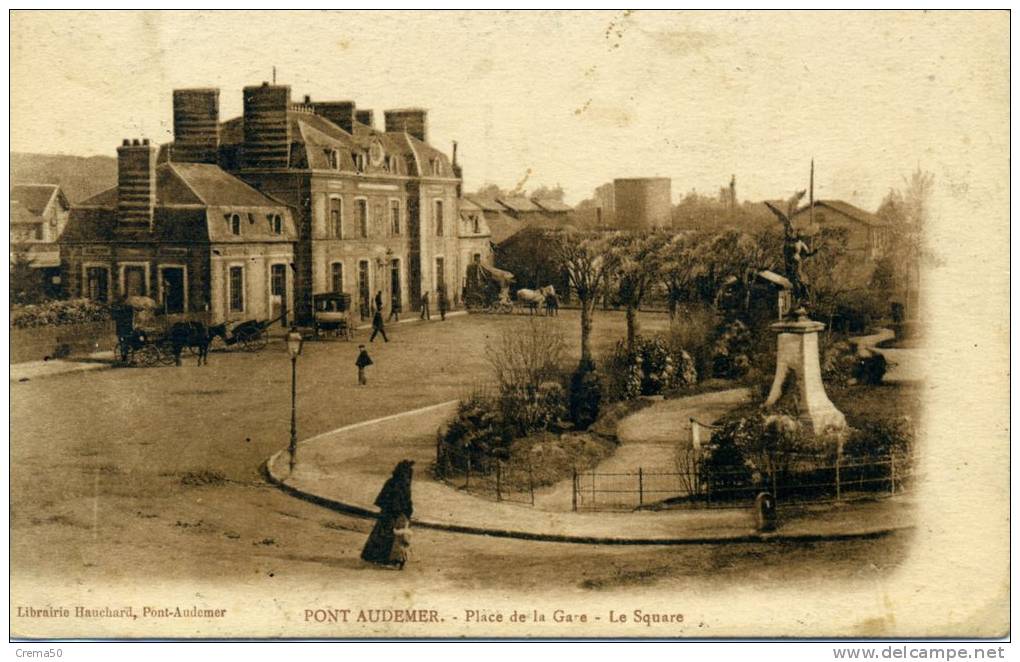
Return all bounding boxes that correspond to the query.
[572,453,914,512]
[435,444,536,506]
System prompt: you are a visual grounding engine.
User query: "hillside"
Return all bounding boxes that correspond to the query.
[10,152,117,204]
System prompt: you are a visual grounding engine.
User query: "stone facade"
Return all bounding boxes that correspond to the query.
[60,80,493,324]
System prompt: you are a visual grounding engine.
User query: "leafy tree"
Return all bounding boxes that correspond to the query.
[10,252,45,305]
[529,184,566,202]
[608,232,665,351]
[657,232,707,319]
[552,231,620,365]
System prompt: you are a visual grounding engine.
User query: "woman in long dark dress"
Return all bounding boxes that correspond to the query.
[361,460,414,569]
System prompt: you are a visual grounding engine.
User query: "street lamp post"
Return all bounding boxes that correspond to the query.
[286,329,303,474]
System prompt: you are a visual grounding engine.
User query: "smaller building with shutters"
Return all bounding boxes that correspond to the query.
[59,139,298,326]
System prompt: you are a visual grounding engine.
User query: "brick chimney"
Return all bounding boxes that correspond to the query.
[172,88,220,164]
[242,82,291,169]
[315,101,356,134]
[355,109,375,128]
[116,138,157,231]
[384,108,428,143]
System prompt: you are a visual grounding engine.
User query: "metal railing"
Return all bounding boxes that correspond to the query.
[571,453,913,512]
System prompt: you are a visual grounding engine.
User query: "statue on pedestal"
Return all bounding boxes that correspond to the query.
[761,190,846,436]
[765,192,816,314]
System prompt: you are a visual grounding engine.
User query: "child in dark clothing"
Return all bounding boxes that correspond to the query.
[355,345,373,385]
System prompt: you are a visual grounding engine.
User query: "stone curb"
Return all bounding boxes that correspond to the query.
[263,450,913,546]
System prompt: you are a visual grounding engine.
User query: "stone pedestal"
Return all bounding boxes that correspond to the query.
[764,313,847,435]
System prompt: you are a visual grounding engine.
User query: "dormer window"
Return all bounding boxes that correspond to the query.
[268,213,283,235]
[229,213,241,235]
[430,158,443,176]
[325,149,342,170]
[472,214,480,234]
[353,151,367,173]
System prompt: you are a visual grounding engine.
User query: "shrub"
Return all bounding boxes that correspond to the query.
[438,392,513,473]
[842,418,913,461]
[602,335,699,402]
[500,381,568,436]
[854,352,888,385]
[710,318,753,379]
[11,299,111,329]
[666,305,718,377]
[822,338,859,387]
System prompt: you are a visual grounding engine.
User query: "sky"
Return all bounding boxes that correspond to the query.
[10,10,1008,208]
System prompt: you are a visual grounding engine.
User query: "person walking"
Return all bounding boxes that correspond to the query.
[374,290,384,314]
[361,460,414,569]
[370,307,389,342]
[420,291,431,321]
[437,288,448,321]
[355,345,373,385]
[388,297,401,323]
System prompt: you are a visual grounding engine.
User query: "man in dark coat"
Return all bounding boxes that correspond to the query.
[355,345,373,385]
[361,460,414,569]
[370,307,388,343]
[374,290,384,314]
[437,288,448,321]
[388,297,401,322]
[420,291,431,321]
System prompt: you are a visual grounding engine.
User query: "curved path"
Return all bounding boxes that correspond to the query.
[850,327,925,384]
[266,396,915,544]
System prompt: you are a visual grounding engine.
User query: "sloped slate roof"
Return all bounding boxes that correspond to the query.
[10,201,42,224]
[465,196,504,212]
[11,184,62,215]
[791,200,889,227]
[168,163,285,207]
[458,198,483,213]
[497,196,541,213]
[532,198,572,213]
[486,213,525,245]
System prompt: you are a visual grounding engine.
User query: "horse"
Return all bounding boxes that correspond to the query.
[168,321,212,366]
[515,285,556,316]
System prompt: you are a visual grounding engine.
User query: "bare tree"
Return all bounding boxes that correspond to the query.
[552,231,620,365]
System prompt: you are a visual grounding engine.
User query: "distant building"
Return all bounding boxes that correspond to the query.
[61,141,297,323]
[465,195,573,246]
[10,184,71,297]
[790,200,892,262]
[613,178,672,231]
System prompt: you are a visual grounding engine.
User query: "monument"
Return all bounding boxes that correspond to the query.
[762,195,847,436]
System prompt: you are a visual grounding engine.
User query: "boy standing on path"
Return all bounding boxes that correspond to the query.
[355,345,373,386]
[370,307,389,342]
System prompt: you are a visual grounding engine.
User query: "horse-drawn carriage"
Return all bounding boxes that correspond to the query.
[312,292,354,340]
[464,263,558,315]
[112,297,178,366]
[112,296,279,367]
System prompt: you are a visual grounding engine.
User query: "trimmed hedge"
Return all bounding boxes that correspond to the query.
[11,299,111,329]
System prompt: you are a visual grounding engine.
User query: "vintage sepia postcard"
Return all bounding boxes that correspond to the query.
[8,10,1010,641]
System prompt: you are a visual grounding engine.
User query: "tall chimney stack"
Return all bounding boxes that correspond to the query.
[315,101,357,134]
[384,108,428,143]
[172,88,220,164]
[242,82,292,169]
[355,109,375,128]
[116,138,158,231]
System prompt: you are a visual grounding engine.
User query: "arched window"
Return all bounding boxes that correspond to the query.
[230,213,241,235]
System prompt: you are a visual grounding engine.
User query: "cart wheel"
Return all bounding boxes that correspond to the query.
[239,329,268,352]
[157,340,178,366]
[137,344,162,367]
